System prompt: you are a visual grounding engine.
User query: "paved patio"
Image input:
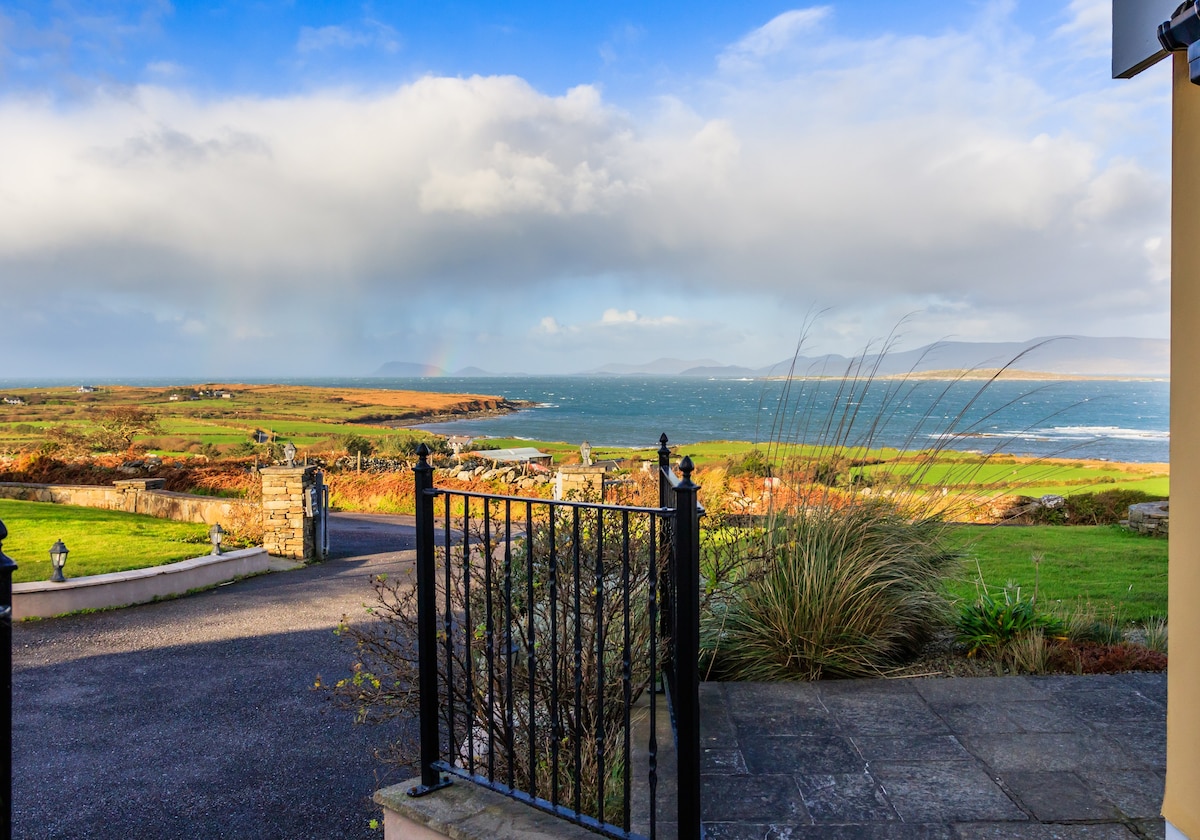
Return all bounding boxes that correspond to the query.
[699,672,1166,839]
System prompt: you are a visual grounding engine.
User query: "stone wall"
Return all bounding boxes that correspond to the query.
[1127,501,1170,536]
[554,465,608,500]
[0,480,254,526]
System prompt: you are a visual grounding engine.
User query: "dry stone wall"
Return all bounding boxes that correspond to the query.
[1127,501,1170,536]
[0,480,253,525]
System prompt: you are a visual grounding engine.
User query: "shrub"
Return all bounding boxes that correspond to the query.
[1006,490,1167,526]
[1142,616,1168,653]
[342,435,375,458]
[955,581,1064,658]
[726,449,772,478]
[703,500,958,679]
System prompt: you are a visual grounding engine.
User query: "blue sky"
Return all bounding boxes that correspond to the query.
[0,0,1174,377]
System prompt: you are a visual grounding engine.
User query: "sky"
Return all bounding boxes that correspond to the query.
[0,0,1175,378]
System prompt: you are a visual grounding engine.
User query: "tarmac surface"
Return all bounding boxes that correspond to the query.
[11,512,1169,840]
[13,512,420,840]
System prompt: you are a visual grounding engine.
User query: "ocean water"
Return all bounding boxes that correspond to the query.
[0,375,1169,463]
[382,376,1168,464]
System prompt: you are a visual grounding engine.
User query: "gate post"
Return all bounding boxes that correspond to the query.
[657,434,674,648]
[259,465,323,561]
[0,521,16,840]
[671,457,702,839]
[410,445,448,795]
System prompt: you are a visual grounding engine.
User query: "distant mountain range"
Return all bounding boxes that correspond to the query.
[372,336,1169,379]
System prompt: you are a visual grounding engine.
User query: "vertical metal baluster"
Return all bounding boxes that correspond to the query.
[504,499,514,791]
[484,500,495,782]
[548,504,561,808]
[572,505,583,816]
[657,435,673,672]
[525,499,537,800]
[443,493,456,770]
[647,515,659,840]
[621,510,632,832]
[594,507,606,826]
[463,496,475,776]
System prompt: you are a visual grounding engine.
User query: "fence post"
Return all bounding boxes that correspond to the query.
[657,433,671,508]
[410,445,449,795]
[0,520,16,840]
[671,458,702,839]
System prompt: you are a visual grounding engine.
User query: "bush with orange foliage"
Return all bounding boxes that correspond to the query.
[0,453,258,497]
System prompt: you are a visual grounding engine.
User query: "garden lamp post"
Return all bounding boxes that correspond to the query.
[283,441,297,467]
[49,540,68,583]
[209,524,225,555]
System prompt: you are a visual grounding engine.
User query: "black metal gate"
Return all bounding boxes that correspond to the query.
[410,434,702,840]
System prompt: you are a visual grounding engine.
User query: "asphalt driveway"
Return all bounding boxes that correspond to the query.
[12,512,418,840]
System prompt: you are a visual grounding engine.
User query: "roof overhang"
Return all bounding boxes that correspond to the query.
[1113,0,1179,78]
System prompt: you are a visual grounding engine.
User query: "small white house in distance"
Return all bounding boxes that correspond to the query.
[469,447,554,470]
[447,435,475,457]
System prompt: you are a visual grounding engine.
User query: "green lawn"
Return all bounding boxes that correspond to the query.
[0,500,211,583]
[945,524,1168,624]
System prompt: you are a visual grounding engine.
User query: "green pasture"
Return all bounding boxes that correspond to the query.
[857,459,1169,497]
[0,499,211,583]
[945,524,1168,624]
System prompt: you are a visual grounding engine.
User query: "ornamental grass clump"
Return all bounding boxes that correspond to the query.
[700,328,1078,680]
[704,500,957,680]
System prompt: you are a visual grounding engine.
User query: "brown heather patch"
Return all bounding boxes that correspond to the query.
[1048,641,1168,675]
[0,453,257,496]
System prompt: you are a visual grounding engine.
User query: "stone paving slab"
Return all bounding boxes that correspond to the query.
[701,673,1166,838]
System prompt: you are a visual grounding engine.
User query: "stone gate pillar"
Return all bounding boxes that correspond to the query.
[259,466,322,561]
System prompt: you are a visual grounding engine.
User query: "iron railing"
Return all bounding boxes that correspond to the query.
[410,435,701,840]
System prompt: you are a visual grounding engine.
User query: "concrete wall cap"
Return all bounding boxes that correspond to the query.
[12,547,267,593]
[375,778,605,840]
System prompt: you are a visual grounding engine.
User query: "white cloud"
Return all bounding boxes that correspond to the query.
[145,61,184,78]
[1054,0,1111,56]
[0,1,1172,375]
[599,309,682,327]
[538,316,569,334]
[719,8,832,71]
[297,20,401,55]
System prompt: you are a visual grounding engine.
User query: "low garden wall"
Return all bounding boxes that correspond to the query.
[11,547,274,619]
[0,479,255,526]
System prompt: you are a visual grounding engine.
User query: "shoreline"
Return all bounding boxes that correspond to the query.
[364,398,538,428]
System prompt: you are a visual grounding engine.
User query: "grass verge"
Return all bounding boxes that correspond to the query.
[0,499,211,583]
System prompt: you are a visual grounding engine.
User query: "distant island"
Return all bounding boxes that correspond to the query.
[373,335,1169,380]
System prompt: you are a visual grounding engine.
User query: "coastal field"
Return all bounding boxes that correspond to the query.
[0,383,1169,500]
[0,383,521,457]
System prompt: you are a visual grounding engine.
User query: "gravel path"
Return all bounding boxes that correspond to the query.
[13,513,418,840]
